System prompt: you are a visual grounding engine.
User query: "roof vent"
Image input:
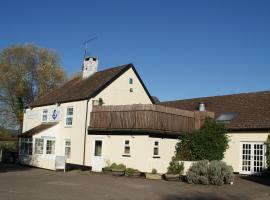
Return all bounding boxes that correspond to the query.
[198,102,206,111]
[82,57,98,79]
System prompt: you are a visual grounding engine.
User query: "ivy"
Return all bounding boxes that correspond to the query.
[176,118,229,161]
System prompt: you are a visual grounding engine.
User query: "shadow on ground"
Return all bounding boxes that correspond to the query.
[0,163,31,173]
[240,175,270,187]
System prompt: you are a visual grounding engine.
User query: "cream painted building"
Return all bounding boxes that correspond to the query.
[19,57,269,175]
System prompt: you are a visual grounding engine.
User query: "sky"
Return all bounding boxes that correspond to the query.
[1,0,270,101]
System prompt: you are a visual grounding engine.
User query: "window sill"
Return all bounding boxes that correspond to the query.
[153,156,160,159]
[122,154,131,157]
[64,125,72,128]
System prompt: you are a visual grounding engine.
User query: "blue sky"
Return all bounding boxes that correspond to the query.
[1,0,269,101]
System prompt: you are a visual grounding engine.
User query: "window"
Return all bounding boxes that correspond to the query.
[216,112,237,124]
[46,140,55,154]
[42,109,48,122]
[129,88,133,93]
[94,140,102,156]
[20,138,32,155]
[129,78,133,84]
[153,141,159,157]
[124,140,130,155]
[34,138,44,154]
[65,140,71,159]
[65,107,73,126]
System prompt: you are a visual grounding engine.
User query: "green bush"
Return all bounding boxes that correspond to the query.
[176,118,229,161]
[110,163,126,171]
[208,160,234,185]
[265,135,270,170]
[167,156,184,175]
[186,160,209,184]
[125,168,136,176]
[186,160,234,185]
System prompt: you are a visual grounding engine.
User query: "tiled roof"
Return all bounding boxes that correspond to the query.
[30,64,154,107]
[18,123,58,137]
[160,91,270,131]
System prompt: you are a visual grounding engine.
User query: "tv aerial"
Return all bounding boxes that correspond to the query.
[83,36,98,59]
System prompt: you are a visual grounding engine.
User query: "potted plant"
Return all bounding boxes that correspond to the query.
[102,160,112,174]
[111,163,126,176]
[145,169,162,180]
[164,156,184,181]
[125,168,141,177]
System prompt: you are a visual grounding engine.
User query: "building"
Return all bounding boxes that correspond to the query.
[18,57,269,175]
[160,91,270,174]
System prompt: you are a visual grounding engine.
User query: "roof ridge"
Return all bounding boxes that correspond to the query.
[162,90,270,103]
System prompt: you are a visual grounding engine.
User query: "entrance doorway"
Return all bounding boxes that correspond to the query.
[91,139,103,172]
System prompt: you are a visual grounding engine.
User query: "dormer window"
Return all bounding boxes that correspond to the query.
[42,109,48,122]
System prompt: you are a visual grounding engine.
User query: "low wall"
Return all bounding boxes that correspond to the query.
[19,155,56,170]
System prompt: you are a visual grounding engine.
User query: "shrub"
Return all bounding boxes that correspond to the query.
[167,156,184,175]
[186,160,234,185]
[110,163,126,171]
[186,160,209,184]
[265,135,270,170]
[151,169,157,174]
[125,168,136,176]
[176,118,229,161]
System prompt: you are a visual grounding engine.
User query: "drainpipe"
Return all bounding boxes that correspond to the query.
[82,99,90,167]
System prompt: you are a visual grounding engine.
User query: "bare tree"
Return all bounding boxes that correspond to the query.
[0,44,67,130]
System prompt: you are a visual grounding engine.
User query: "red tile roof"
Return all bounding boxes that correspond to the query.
[160,91,270,131]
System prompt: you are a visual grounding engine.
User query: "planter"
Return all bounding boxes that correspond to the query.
[112,169,125,176]
[145,173,162,180]
[164,174,180,181]
[132,171,141,178]
[102,168,112,175]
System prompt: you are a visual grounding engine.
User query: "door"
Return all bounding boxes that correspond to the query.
[91,140,104,172]
[240,142,265,174]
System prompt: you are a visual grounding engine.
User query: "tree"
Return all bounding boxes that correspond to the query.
[0,44,67,130]
[176,118,229,161]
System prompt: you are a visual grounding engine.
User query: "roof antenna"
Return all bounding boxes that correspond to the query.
[83,36,98,59]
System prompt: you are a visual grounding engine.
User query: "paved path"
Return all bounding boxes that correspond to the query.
[0,164,269,200]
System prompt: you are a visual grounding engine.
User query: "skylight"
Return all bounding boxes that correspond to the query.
[216,112,237,123]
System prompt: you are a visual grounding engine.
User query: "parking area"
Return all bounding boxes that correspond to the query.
[0,164,269,200]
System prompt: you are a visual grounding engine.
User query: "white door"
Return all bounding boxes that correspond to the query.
[240,142,266,174]
[91,139,104,172]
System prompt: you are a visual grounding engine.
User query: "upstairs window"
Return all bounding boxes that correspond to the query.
[46,140,55,154]
[20,138,32,155]
[42,109,48,122]
[65,140,71,159]
[123,140,130,156]
[153,141,160,158]
[129,78,133,84]
[34,138,44,154]
[65,107,73,126]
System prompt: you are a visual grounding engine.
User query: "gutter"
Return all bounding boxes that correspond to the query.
[82,99,90,166]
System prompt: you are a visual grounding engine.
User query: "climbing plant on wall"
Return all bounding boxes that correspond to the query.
[175,118,229,161]
[265,135,270,169]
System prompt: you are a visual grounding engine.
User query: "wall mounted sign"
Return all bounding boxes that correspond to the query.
[49,108,61,122]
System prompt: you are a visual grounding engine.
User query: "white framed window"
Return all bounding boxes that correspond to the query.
[65,140,71,159]
[65,107,73,126]
[20,138,32,155]
[46,140,55,154]
[129,88,133,93]
[153,141,160,158]
[123,140,130,156]
[34,138,44,154]
[129,78,133,84]
[42,109,48,122]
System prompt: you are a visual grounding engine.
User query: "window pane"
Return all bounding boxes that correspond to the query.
[46,140,55,154]
[124,146,130,155]
[125,140,129,145]
[154,141,159,146]
[66,117,73,125]
[94,140,102,156]
[35,139,44,154]
[67,107,73,115]
[154,147,159,156]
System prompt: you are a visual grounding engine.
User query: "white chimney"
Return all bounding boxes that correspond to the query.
[198,102,206,111]
[82,57,98,79]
